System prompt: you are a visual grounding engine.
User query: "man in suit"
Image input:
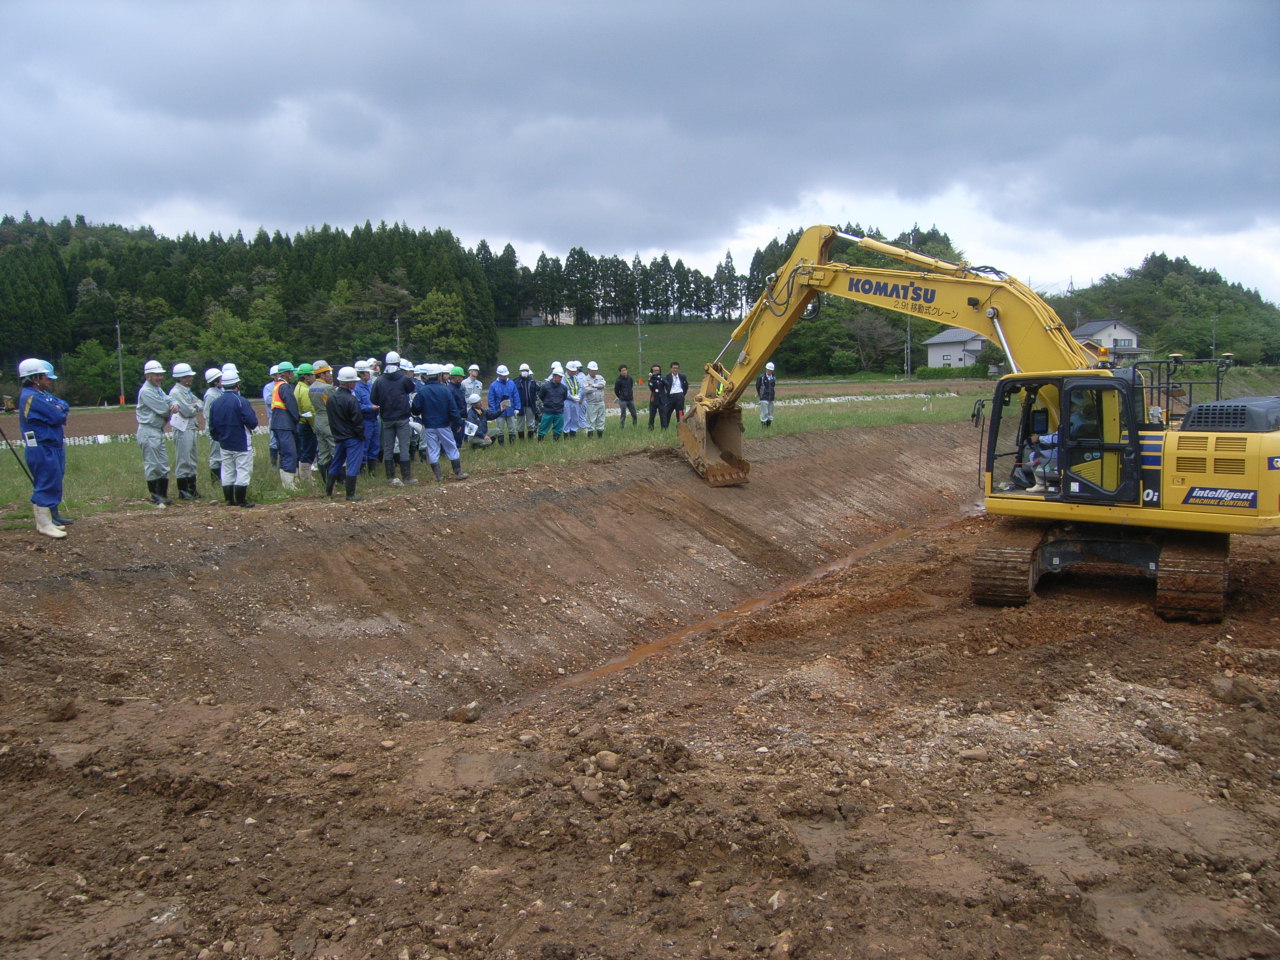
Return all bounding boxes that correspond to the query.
[660,362,688,429]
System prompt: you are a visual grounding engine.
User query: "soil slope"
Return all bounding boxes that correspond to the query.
[1,422,1277,960]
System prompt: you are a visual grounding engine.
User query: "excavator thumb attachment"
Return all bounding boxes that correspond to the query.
[678,403,750,486]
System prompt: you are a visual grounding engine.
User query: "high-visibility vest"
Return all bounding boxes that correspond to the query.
[271,379,288,410]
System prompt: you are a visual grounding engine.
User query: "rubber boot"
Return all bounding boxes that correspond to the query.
[222,485,235,505]
[324,469,338,498]
[496,435,505,446]
[449,458,469,480]
[211,467,221,488]
[400,460,417,485]
[385,459,397,482]
[345,475,362,501]
[586,430,594,438]
[177,477,193,500]
[431,461,444,482]
[146,479,162,506]
[156,478,173,505]
[279,469,296,491]
[34,505,67,539]
[50,505,74,526]
[235,485,256,508]
[535,433,543,442]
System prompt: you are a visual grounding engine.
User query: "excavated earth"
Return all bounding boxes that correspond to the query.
[1,421,1278,960]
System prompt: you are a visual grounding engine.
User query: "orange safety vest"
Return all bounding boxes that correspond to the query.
[271,379,288,410]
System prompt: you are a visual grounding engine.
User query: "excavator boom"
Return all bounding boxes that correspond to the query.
[678,225,1094,484]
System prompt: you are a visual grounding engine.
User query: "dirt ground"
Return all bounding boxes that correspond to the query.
[1,421,1277,960]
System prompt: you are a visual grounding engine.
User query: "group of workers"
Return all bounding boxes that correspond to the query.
[13,351,782,540]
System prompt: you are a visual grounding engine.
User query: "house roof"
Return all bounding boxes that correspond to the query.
[923,328,986,345]
[1073,318,1137,338]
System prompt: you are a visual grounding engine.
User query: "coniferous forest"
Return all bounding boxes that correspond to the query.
[2,212,1277,405]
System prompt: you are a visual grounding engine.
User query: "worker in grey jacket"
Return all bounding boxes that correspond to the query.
[136,359,176,506]
[168,362,202,499]
[583,361,608,437]
[202,367,223,487]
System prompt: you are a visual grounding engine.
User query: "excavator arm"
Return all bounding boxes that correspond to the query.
[679,225,1098,485]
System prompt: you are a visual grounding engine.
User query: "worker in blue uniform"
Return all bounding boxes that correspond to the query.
[17,358,70,538]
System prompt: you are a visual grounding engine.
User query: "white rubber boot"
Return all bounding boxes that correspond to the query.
[280,469,297,491]
[299,463,312,484]
[34,506,67,539]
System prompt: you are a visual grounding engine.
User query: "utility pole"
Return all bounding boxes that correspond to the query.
[393,314,401,354]
[904,315,912,379]
[1211,314,1218,358]
[115,317,125,405]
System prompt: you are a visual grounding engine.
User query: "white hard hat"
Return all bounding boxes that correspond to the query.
[366,357,378,367]
[587,361,598,371]
[519,363,531,373]
[354,360,370,373]
[496,364,509,376]
[765,362,775,371]
[172,362,195,378]
[551,362,564,375]
[144,360,164,375]
[337,365,359,383]
[414,363,429,375]
[567,360,581,371]
[204,367,222,382]
[221,363,241,386]
[269,364,280,376]
[466,393,481,405]
[386,350,400,365]
[18,358,46,378]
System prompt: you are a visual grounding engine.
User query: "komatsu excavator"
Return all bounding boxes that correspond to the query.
[679,225,1280,621]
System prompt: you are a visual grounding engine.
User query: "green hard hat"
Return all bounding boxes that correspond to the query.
[450,365,464,376]
[276,360,295,373]
[295,362,313,376]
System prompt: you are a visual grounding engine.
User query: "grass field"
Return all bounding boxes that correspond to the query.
[0,390,974,525]
[497,322,741,380]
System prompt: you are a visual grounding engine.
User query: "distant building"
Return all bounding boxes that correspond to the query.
[923,317,1148,368]
[923,327,989,368]
[1071,318,1149,362]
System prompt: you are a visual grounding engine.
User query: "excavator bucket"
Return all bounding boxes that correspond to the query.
[678,402,750,486]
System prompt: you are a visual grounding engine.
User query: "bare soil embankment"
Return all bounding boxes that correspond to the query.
[1,421,1277,960]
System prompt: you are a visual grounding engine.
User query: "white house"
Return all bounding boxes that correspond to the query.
[923,317,1147,368]
[1070,319,1148,362]
[923,327,989,368]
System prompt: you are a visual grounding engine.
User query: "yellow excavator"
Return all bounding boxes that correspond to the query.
[679,225,1280,621]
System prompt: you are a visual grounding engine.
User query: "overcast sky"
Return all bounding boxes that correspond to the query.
[3,0,1277,304]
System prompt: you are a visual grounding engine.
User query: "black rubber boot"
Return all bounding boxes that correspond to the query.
[235,485,256,508]
[324,469,338,498]
[385,460,396,480]
[156,478,173,505]
[400,460,416,484]
[496,435,504,446]
[449,459,469,480]
[146,480,160,505]
[222,485,234,505]
[50,505,74,526]
[431,461,444,482]
[211,468,221,487]
[535,433,543,442]
[345,476,362,501]
[188,478,201,499]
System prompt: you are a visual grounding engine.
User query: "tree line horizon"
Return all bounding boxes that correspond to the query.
[2,212,1276,406]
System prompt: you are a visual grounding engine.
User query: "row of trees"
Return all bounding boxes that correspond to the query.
[2,212,1277,404]
[0,213,757,404]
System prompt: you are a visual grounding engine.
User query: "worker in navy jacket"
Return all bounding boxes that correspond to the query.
[17,358,71,537]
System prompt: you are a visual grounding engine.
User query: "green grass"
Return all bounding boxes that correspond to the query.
[497,322,742,379]
[0,391,973,520]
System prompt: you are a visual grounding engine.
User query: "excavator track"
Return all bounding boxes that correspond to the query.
[971,522,1044,607]
[1155,532,1229,624]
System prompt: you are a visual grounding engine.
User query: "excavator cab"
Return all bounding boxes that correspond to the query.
[986,372,1143,506]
